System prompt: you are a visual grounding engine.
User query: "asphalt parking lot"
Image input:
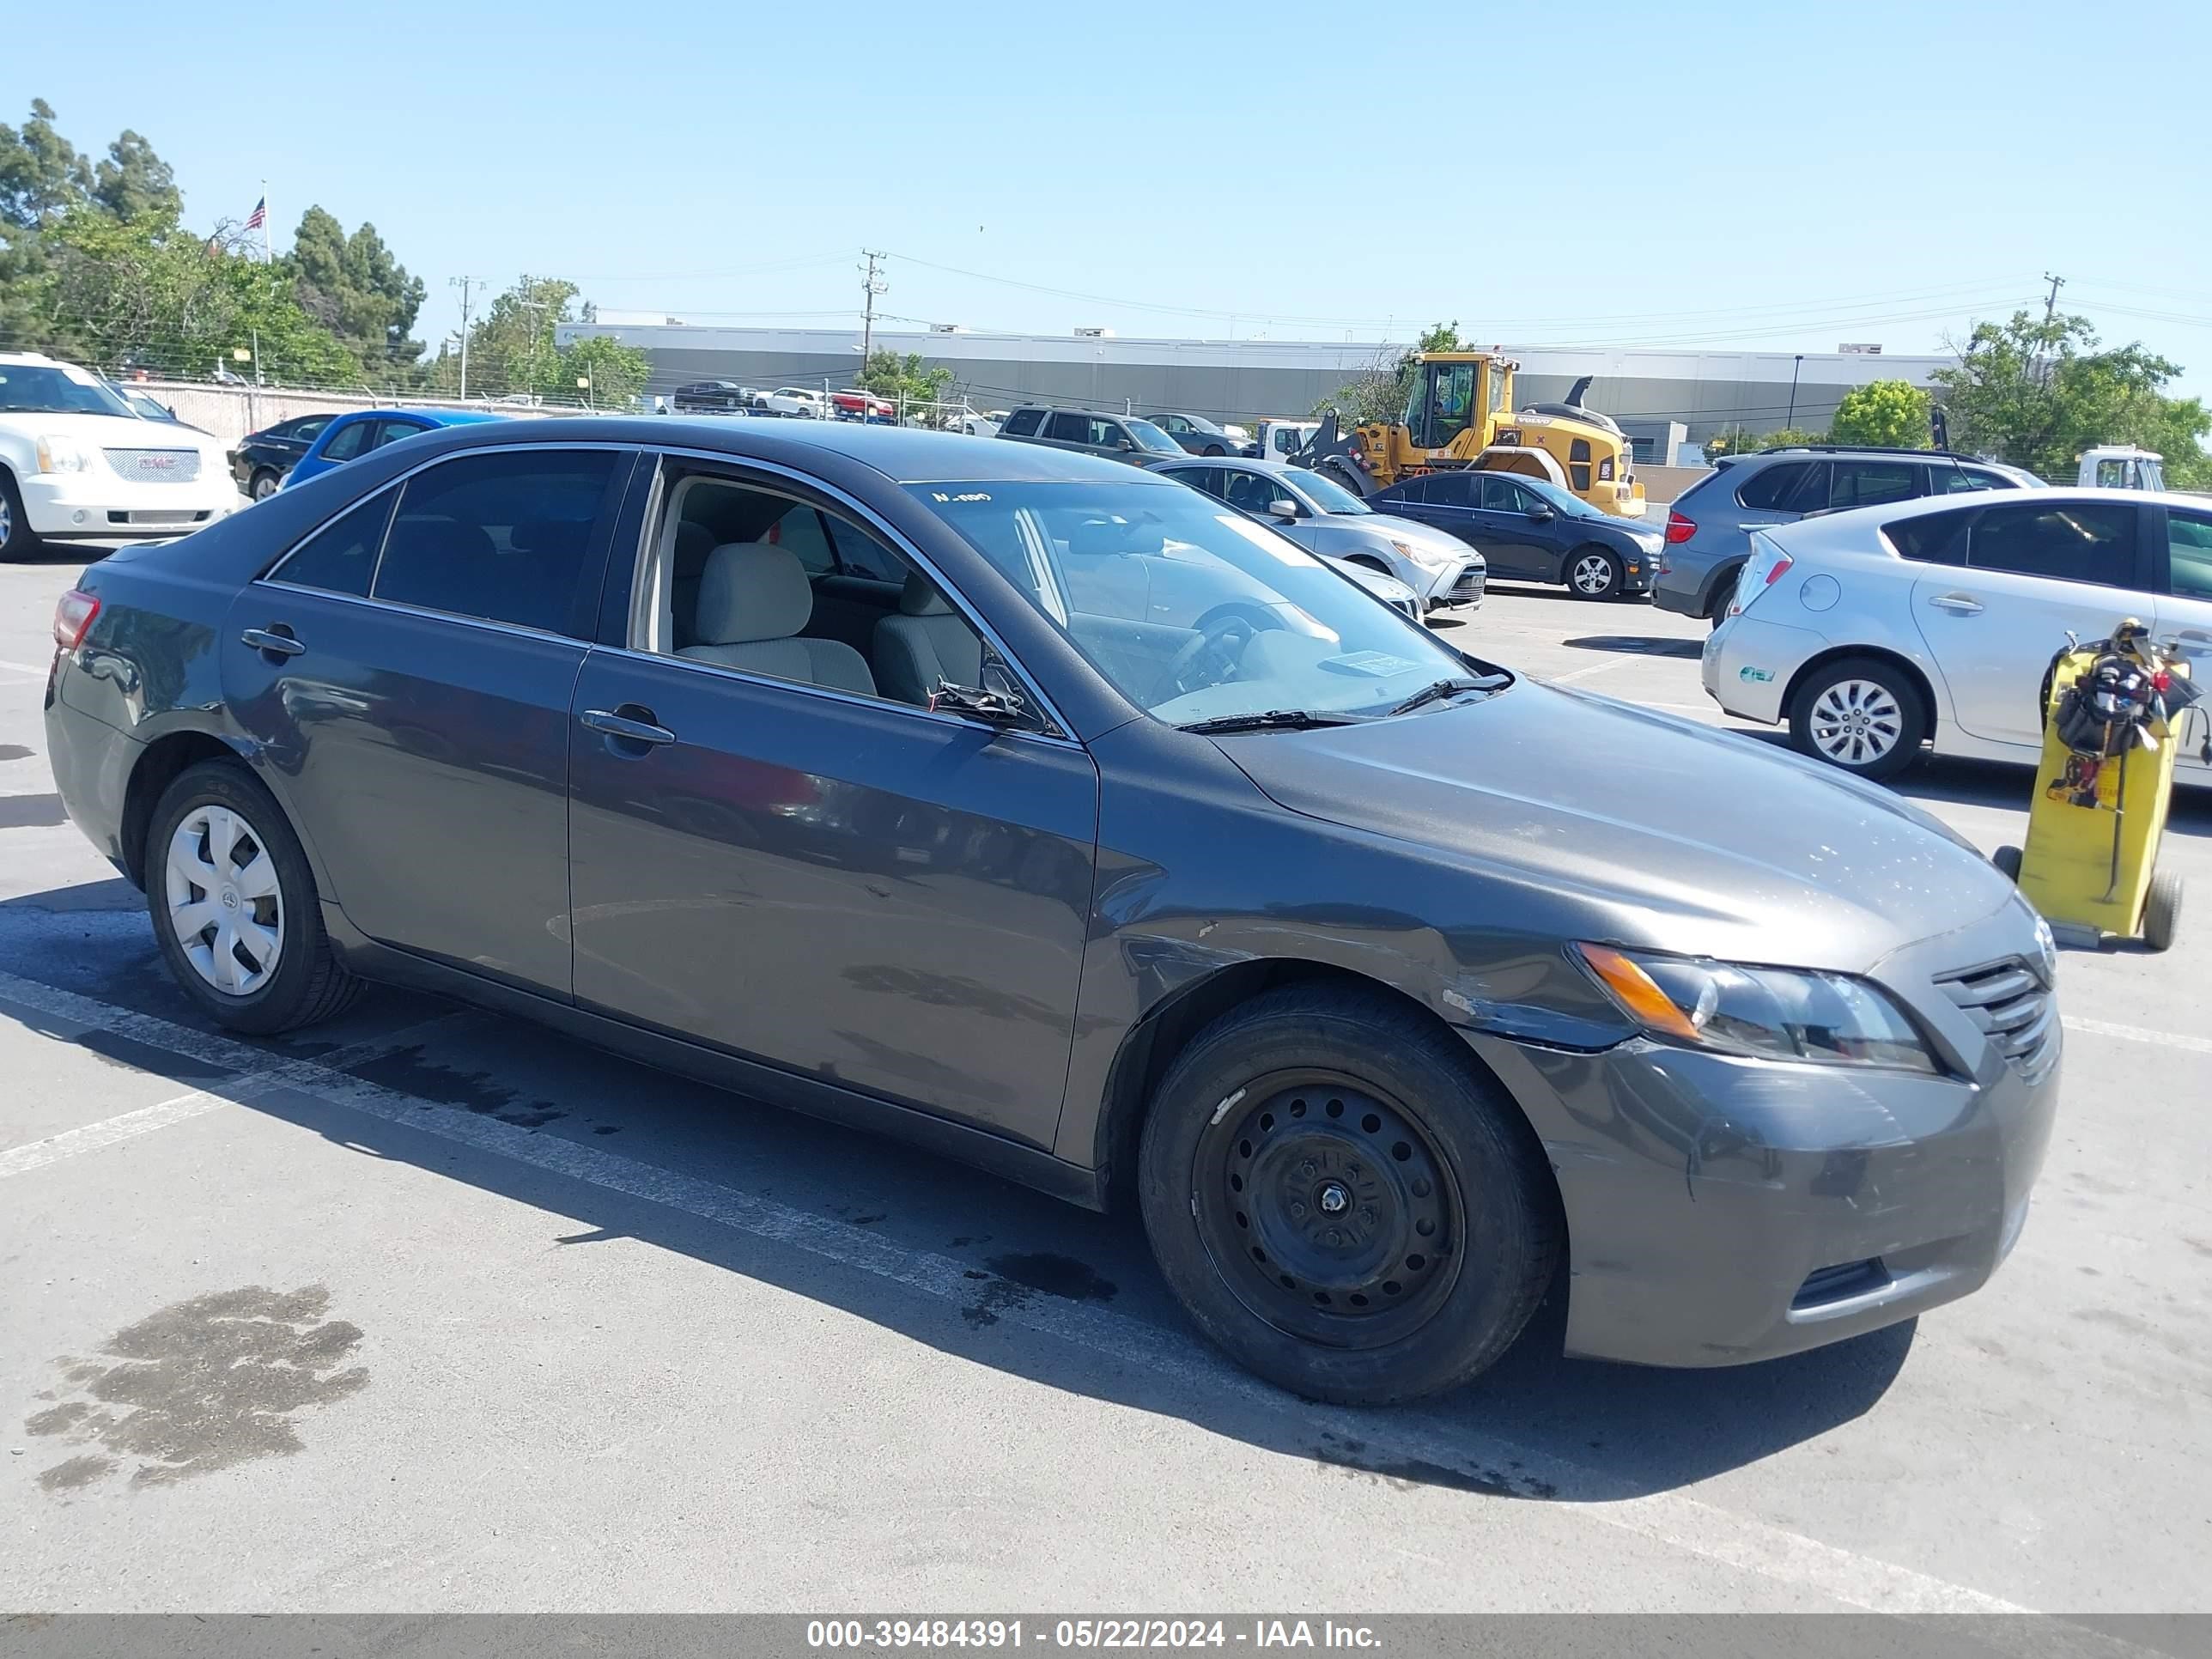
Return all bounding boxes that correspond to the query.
[0,549,2206,1617]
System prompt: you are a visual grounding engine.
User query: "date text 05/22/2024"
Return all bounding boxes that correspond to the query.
[806,1620,1382,1650]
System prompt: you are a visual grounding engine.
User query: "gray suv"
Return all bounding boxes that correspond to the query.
[1656,447,2040,623]
[998,405,1188,468]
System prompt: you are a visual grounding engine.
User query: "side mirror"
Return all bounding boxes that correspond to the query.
[1267,498,1300,522]
[931,678,1030,726]
[1115,436,1137,451]
[1528,505,1556,523]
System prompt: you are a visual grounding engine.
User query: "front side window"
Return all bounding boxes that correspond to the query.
[1967,501,2138,586]
[2167,510,2212,602]
[319,419,375,463]
[372,448,621,635]
[269,489,397,597]
[1285,468,1367,515]
[1124,417,1183,456]
[1480,474,1521,512]
[1220,469,1285,514]
[913,479,1477,726]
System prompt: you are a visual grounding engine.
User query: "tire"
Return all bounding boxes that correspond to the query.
[2143,870,2182,952]
[1137,984,1561,1405]
[0,468,35,562]
[1565,546,1622,600]
[1202,445,1225,458]
[1788,655,1929,781]
[1323,462,1371,500]
[145,760,362,1035]
[249,468,283,501]
[1993,844,2023,882]
[1705,566,1741,626]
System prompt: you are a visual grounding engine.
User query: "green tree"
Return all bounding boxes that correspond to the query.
[1828,380,1931,449]
[1932,310,2210,485]
[1705,423,1825,458]
[286,206,426,382]
[560,331,652,410]
[856,348,953,419]
[89,131,179,224]
[1316,321,1463,426]
[0,99,91,229]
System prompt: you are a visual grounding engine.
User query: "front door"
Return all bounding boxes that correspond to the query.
[223,444,636,993]
[2155,504,2212,781]
[1469,474,1554,580]
[566,459,1099,1147]
[1911,498,2160,751]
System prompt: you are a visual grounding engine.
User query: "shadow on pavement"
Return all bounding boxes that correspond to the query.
[0,878,1916,1505]
[1559,635,1704,659]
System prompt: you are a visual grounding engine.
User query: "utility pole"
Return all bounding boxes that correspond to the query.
[516,275,548,404]
[2041,272,2066,326]
[1786,353,1804,429]
[449,275,482,399]
[860,250,887,366]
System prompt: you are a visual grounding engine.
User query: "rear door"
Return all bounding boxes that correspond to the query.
[1909,499,2160,750]
[224,443,638,994]
[2154,504,2212,779]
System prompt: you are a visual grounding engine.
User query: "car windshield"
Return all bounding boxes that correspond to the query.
[1286,468,1370,515]
[1124,418,1185,456]
[0,362,135,418]
[911,480,1492,726]
[1520,477,1607,519]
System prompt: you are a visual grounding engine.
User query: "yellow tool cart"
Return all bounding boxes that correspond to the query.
[1994,621,2205,951]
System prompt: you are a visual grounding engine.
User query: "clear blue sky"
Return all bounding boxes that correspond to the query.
[12,1,2211,394]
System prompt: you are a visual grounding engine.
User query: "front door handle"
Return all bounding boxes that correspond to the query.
[240,626,306,659]
[580,707,677,747]
[1926,592,1984,615]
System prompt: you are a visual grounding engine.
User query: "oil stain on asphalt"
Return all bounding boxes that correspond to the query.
[345,1044,567,1128]
[961,1252,1119,1328]
[25,1285,367,1492]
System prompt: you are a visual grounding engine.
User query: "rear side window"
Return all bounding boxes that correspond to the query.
[1736,461,1826,512]
[319,419,374,463]
[1001,409,1043,436]
[1887,507,1972,566]
[1967,501,2138,586]
[1424,471,1477,505]
[270,489,396,596]
[1378,477,1429,506]
[1935,464,2014,494]
[2167,510,2212,602]
[1829,461,1919,509]
[1045,411,1092,443]
[371,448,623,635]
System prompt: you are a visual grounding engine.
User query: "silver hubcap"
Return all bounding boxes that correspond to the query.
[1809,678,1905,766]
[254,474,279,500]
[165,805,283,995]
[1572,555,1613,593]
[0,492,13,544]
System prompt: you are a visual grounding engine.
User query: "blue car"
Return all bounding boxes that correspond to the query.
[282,407,505,489]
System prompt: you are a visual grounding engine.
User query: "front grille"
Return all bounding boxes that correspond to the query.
[102,447,202,483]
[1449,566,1486,604]
[1936,957,2060,1084]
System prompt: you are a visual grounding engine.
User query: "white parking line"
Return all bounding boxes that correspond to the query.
[0,657,51,678]
[1549,656,1639,684]
[0,1006,472,1178]
[0,966,2063,1618]
[2063,1016,2212,1056]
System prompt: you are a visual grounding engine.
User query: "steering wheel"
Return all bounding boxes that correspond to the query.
[1164,615,1255,697]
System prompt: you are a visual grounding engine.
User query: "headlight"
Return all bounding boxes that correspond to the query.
[35,434,92,474]
[1573,943,1937,1073]
[1391,538,1449,568]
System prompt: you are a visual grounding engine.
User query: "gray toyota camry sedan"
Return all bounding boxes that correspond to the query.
[41,417,2059,1405]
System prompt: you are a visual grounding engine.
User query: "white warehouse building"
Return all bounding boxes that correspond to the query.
[554,319,1949,462]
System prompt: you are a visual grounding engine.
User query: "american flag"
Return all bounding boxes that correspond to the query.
[243,197,266,231]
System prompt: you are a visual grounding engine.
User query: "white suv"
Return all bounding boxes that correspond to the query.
[1704,489,2212,781]
[759,386,828,418]
[0,353,237,559]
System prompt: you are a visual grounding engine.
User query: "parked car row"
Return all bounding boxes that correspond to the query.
[44,414,2059,1408]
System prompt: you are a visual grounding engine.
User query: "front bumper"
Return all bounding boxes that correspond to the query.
[21,468,239,538]
[1424,562,1486,611]
[1466,905,2060,1368]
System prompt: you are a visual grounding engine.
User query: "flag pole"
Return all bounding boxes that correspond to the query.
[260,180,270,264]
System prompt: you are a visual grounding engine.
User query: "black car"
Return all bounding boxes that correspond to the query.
[672,380,759,414]
[1152,412,1256,458]
[43,417,2057,1405]
[228,413,337,501]
[1366,470,1665,599]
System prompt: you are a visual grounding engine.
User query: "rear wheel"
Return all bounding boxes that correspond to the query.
[249,468,283,501]
[1137,985,1560,1405]
[2143,870,2182,951]
[146,761,361,1034]
[1705,566,1741,625]
[0,469,35,562]
[1789,656,1929,781]
[1567,546,1622,600]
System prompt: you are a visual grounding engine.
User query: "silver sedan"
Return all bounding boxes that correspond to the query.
[1151,456,1486,612]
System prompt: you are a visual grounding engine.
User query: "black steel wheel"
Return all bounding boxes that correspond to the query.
[1195,1073,1461,1348]
[1138,984,1561,1405]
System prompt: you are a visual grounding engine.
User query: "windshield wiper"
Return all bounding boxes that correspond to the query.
[1388,675,1510,716]
[1177,708,1370,735]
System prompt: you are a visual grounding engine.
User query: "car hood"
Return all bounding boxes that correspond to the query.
[8,410,223,462]
[1214,680,2013,971]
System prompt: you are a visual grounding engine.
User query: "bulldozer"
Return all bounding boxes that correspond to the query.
[1296,351,1647,519]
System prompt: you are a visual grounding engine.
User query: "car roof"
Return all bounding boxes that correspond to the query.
[328,406,507,429]
[403,414,1188,486]
[1777,485,2202,550]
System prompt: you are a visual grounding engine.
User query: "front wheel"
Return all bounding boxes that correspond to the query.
[147,760,362,1034]
[1566,547,1622,599]
[1788,656,1929,781]
[1137,985,1561,1405]
[0,469,35,562]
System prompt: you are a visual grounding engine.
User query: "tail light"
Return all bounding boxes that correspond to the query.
[1664,511,1696,544]
[53,588,100,650]
[1731,534,1795,616]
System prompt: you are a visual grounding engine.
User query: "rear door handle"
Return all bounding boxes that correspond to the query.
[240,626,306,658]
[1926,592,1984,615]
[580,708,677,747]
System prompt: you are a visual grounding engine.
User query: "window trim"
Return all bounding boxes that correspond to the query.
[253,441,644,644]
[629,447,1079,744]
